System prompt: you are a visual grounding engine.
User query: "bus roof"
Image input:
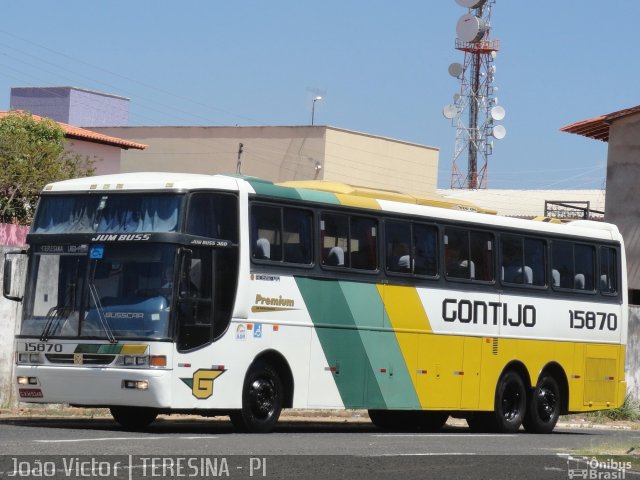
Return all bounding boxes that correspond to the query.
[40,172,621,242]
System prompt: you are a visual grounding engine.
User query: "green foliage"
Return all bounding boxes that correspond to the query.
[587,394,640,422]
[0,112,95,224]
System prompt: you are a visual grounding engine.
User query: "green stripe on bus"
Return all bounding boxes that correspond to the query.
[339,282,420,409]
[294,189,341,205]
[295,277,385,408]
[246,180,302,201]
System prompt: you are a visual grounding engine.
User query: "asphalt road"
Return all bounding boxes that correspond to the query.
[0,416,638,479]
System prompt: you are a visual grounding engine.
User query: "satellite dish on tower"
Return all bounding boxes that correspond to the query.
[453,93,461,102]
[490,105,506,121]
[448,62,464,78]
[455,0,488,8]
[492,125,506,140]
[443,104,457,119]
[456,14,487,43]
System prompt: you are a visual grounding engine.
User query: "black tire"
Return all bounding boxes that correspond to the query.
[523,375,561,434]
[110,407,158,430]
[230,361,283,433]
[494,370,527,433]
[368,410,448,432]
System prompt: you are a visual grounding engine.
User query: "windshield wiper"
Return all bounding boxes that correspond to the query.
[87,281,117,344]
[40,305,72,341]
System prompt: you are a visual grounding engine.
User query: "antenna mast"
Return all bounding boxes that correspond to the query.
[444,0,505,189]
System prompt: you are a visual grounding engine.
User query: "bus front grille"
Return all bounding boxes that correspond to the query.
[45,354,117,366]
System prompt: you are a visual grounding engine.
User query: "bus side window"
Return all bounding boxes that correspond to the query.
[386,221,411,273]
[551,241,573,289]
[444,228,471,279]
[600,246,618,295]
[575,244,595,291]
[321,214,349,267]
[413,224,437,276]
[470,231,493,282]
[350,216,377,270]
[525,238,546,286]
[251,205,282,262]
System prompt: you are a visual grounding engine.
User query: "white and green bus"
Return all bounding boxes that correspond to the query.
[4,172,627,433]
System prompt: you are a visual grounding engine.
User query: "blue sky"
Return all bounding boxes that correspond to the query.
[0,1,636,189]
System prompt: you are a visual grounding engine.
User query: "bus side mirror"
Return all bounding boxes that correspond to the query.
[3,251,26,302]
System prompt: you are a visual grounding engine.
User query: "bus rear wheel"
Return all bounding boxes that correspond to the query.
[230,361,283,433]
[110,407,158,430]
[523,375,561,434]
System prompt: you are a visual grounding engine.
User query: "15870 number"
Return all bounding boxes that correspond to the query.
[23,342,62,352]
[569,310,617,331]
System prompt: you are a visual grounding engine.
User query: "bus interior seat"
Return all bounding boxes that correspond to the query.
[600,274,610,291]
[398,254,412,271]
[523,266,533,284]
[255,238,270,259]
[574,273,585,290]
[552,269,560,287]
[326,246,344,266]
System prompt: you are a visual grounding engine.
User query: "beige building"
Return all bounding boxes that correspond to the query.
[562,106,640,295]
[92,125,439,196]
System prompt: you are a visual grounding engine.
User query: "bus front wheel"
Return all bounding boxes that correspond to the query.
[230,361,283,433]
[523,375,561,434]
[110,407,158,430]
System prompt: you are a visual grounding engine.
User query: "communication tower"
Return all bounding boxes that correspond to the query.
[444,0,505,189]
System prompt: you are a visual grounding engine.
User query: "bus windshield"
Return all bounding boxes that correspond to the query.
[32,194,182,234]
[22,244,176,340]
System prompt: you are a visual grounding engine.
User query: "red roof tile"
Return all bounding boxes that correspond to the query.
[0,111,146,150]
[560,105,640,142]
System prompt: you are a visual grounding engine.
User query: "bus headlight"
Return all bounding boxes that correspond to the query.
[122,380,149,390]
[118,355,150,367]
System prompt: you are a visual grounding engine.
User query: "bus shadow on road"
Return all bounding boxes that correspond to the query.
[0,416,598,436]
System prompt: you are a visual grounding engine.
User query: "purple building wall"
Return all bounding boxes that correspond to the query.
[10,86,129,127]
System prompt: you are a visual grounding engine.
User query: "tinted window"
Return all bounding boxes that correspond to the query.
[445,228,493,281]
[501,235,545,286]
[552,241,595,291]
[187,193,238,241]
[251,204,312,265]
[386,221,437,276]
[600,247,618,295]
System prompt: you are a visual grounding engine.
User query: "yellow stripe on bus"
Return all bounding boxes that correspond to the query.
[377,285,432,408]
[120,344,148,355]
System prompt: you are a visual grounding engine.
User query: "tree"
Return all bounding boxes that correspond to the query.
[0,112,95,225]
